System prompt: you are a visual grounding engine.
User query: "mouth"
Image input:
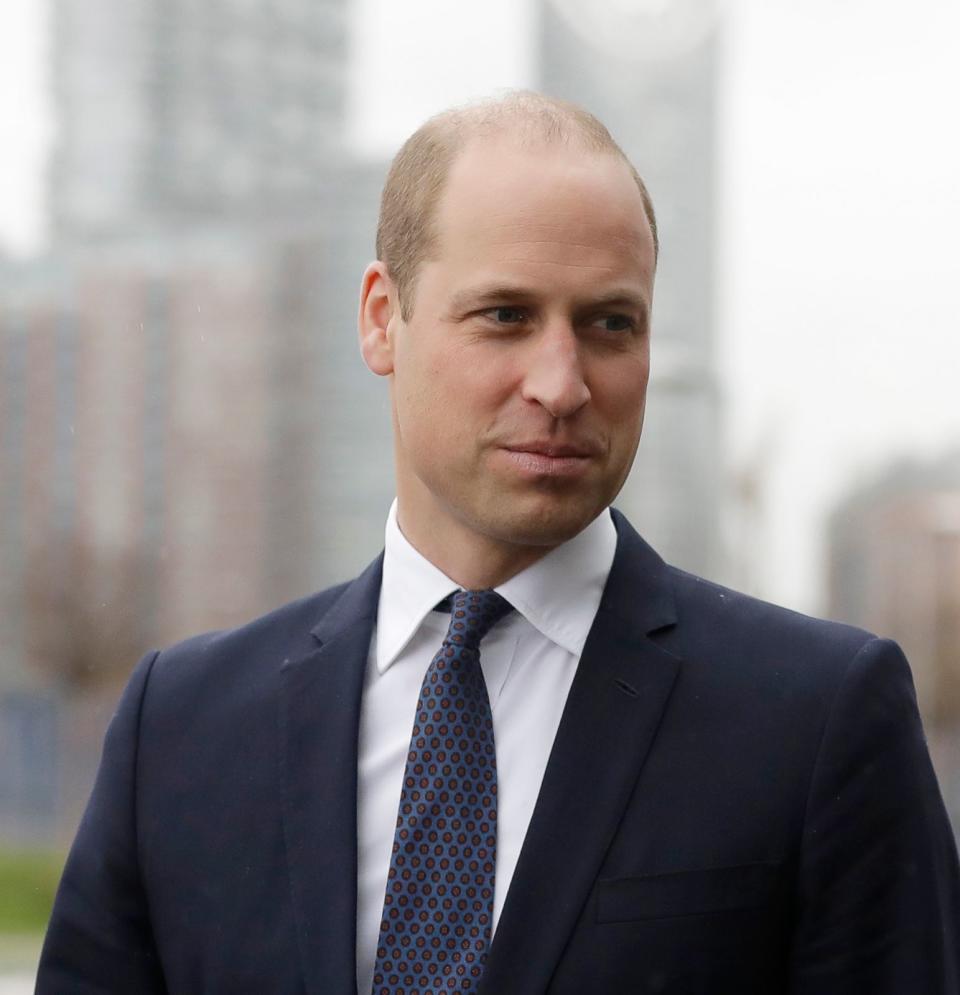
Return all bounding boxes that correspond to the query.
[500,442,599,478]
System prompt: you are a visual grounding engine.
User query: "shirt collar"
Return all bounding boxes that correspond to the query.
[374,500,618,673]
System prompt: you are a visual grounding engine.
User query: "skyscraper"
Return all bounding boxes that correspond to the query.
[50,0,350,240]
[539,0,723,579]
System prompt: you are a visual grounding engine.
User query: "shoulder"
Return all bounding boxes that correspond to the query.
[133,576,359,713]
[161,580,351,664]
[610,507,877,669]
[609,509,881,689]
[657,564,913,720]
[667,564,875,661]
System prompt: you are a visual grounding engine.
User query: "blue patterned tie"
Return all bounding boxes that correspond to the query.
[372,588,514,995]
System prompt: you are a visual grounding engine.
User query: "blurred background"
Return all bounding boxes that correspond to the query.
[1,0,959,983]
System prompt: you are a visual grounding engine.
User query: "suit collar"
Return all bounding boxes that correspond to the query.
[310,552,384,647]
[481,509,681,994]
[603,507,678,635]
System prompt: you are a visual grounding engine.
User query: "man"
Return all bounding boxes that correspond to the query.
[39,92,960,993]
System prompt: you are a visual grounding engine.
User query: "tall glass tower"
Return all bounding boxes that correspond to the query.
[539,0,723,579]
[49,0,350,240]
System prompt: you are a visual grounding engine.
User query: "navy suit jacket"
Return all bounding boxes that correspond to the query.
[38,511,960,993]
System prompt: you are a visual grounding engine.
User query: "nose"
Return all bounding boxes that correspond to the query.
[520,322,591,419]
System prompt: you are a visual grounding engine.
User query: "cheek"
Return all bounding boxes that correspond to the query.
[420,353,511,420]
[393,343,446,418]
[395,339,533,452]
[593,357,649,422]
[394,359,485,458]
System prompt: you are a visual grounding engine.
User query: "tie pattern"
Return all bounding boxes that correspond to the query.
[372,589,513,995]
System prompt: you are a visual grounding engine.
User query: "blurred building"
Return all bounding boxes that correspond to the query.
[50,0,350,242]
[539,0,723,580]
[305,160,394,586]
[0,0,397,843]
[44,0,393,589]
[827,451,960,828]
[2,228,313,672]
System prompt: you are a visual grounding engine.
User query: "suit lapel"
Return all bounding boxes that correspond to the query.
[279,555,383,995]
[481,513,681,995]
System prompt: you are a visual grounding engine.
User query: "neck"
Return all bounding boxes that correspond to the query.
[395,504,555,590]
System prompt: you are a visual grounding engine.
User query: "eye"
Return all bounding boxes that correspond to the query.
[483,306,527,324]
[593,314,636,333]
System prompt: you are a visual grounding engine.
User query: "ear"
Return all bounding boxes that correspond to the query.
[358,261,399,376]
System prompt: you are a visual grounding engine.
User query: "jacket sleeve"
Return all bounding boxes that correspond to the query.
[36,651,167,994]
[788,637,960,993]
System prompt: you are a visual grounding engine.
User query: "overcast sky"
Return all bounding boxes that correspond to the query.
[2,0,959,614]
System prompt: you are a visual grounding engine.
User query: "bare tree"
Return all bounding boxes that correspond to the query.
[24,531,157,691]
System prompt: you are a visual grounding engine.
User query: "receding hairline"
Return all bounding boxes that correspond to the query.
[375,91,658,319]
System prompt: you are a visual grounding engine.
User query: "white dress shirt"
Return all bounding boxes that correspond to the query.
[356,501,618,993]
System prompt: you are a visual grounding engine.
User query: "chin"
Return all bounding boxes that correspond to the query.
[476,497,603,549]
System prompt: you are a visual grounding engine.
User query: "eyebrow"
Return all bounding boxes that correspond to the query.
[447,284,537,313]
[586,291,650,320]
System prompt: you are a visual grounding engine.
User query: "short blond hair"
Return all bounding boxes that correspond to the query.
[376,91,659,320]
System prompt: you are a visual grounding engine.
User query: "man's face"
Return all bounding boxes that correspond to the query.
[377,138,655,560]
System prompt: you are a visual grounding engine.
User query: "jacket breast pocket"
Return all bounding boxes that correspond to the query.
[596,862,781,924]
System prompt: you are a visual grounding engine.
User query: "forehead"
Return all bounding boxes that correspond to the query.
[430,138,654,279]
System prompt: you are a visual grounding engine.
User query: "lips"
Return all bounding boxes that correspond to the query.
[502,441,599,458]
[499,442,599,478]
[506,444,594,459]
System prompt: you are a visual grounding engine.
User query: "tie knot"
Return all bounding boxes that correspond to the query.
[445,588,513,650]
